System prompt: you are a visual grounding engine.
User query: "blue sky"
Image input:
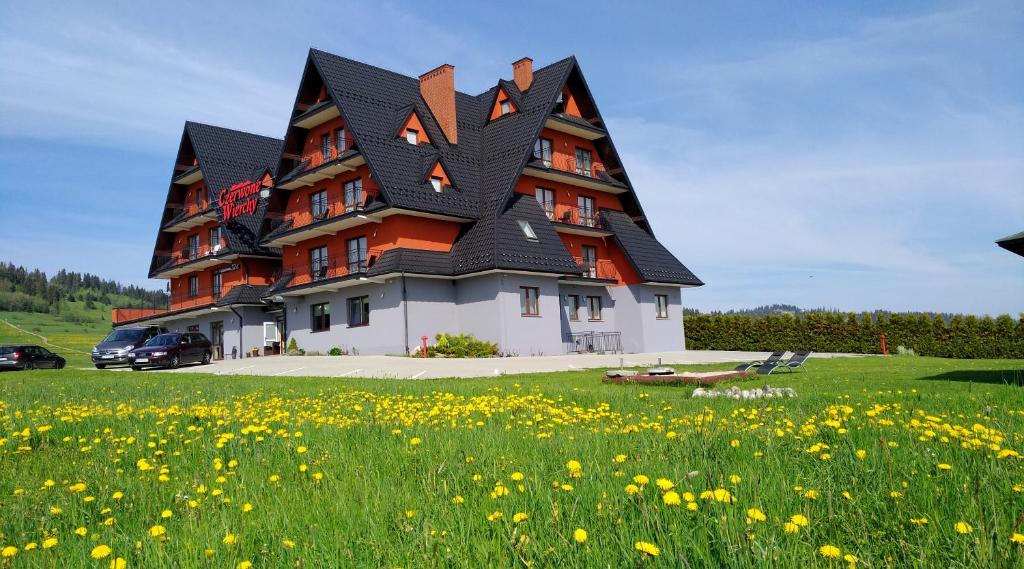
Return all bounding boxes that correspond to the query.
[0,0,1021,314]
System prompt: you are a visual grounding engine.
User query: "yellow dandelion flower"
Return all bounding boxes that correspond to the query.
[237,562,252,569]
[855,449,866,460]
[90,545,112,559]
[819,544,841,558]
[513,512,528,523]
[453,495,465,504]
[783,522,800,534]
[634,541,660,557]
[625,484,640,496]
[149,525,166,538]
[511,472,524,481]
[161,509,173,518]
[223,533,238,545]
[613,454,627,463]
[573,528,588,543]
[955,521,973,534]
[1011,533,1024,544]
[283,538,296,549]
[633,474,649,485]
[409,438,421,446]
[790,514,809,527]
[746,508,767,522]
[655,478,674,491]
[662,491,681,506]
[910,517,929,526]
[42,538,57,549]
[109,557,127,569]
[74,527,87,537]
[1,546,17,558]
[242,503,254,512]
[938,463,952,471]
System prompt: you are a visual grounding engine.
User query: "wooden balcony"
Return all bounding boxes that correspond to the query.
[524,155,628,194]
[540,203,613,236]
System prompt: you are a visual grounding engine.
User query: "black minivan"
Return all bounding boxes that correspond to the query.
[92,326,167,369]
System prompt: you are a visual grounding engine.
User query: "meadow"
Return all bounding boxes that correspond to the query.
[0,356,1022,568]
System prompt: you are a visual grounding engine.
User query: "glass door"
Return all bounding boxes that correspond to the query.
[210,321,224,360]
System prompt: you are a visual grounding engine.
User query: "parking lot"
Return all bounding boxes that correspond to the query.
[87,350,854,379]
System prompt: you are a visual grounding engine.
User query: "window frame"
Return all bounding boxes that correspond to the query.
[587,295,602,321]
[405,128,418,145]
[520,286,540,317]
[186,234,200,258]
[209,227,221,249]
[310,246,329,281]
[188,275,199,298]
[212,272,222,300]
[500,99,512,115]
[335,127,346,154]
[195,186,206,209]
[344,178,364,212]
[566,294,580,321]
[575,147,593,177]
[347,295,370,328]
[533,138,552,167]
[346,236,368,274]
[310,302,331,333]
[310,189,329,220]
[535,187,555,219]
[430,176,444,192]
[581,245,598,278]
[577,195,597,227]
[320,134,331,162]
[655,294,670,319]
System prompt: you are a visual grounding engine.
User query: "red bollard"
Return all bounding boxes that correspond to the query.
[421,335,428,358]
[880,333,888,355]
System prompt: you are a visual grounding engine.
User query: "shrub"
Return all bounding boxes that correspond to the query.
[287,337,298,352]
[328,347,347,356]
[427,333,498,358]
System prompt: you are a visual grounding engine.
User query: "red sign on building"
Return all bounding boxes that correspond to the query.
[219,180,264,221]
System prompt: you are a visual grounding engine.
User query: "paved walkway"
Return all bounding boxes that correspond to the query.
[108,350,857,380]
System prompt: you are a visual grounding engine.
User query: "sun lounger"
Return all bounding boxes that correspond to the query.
[734,351,786,372]
[755,350,813,375]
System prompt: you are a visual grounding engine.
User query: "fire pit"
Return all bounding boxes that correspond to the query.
[602,369,753,385]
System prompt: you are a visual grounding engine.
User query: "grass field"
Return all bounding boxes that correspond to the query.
[1,356,1023,567]
[0,311,109,367]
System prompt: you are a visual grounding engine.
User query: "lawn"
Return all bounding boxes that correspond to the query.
[0,357,1022,567]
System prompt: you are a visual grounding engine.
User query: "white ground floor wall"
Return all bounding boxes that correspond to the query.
[277,275,689,356]
[159,306,278,360]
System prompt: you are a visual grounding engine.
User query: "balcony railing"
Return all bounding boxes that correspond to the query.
[541,203,604,229]
[168,284,227,310]
[163,201,214,228]
[565,331,622,354]
[173,242,227,266]
[574,258,617,280]
[531,153,607,179]
[301,143,353,171]
[283,191,378,230]
[287,248,383,288]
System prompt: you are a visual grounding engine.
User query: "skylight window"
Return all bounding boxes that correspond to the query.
[405,129,418,145]
[518,220,538,241]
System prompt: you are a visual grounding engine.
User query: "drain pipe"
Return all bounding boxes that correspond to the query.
[230,306,244,359]
[401,272,410,354]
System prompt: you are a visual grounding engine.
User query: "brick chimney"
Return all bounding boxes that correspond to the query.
[419,64,458,145]
[513,57,533,92]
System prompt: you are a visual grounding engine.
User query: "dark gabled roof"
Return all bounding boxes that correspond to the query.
[368,248,453,277]
[216,284,269,306]
[601,210,703,286]
[149,122,282,277]
[997,230,1024,257]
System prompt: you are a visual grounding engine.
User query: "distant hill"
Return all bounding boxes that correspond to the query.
[0,262,167,325]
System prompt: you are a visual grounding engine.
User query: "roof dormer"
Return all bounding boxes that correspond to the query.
[398,110,431,145]
[489,86,518,120]
[426,160,453,193]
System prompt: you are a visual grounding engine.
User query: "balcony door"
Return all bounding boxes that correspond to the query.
[210,321,224,360]
[344,179,364,212]
[212,272,222,300]
[186,234,200,259]
[310,246,328,281]
[347,236,367,274]
[535,187,554,220]
[581,245,598,278]
[533,138,552,167]
[310,190,329,221]
[578,196,596,227]
[575,148,592,177]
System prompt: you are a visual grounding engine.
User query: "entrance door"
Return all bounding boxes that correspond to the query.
[210,321,224,360]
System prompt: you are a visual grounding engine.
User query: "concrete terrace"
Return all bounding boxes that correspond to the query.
[103,351,858,380]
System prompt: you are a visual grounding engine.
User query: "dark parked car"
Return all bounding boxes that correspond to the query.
[128,332,212,370]
[0,345,66,371]
[92,326,167,369]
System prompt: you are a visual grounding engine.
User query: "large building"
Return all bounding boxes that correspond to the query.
[114,49,703,357]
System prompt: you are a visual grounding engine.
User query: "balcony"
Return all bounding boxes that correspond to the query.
[276,146,365,190]
[151,243,230,278]
[544,114,606,141]
[173,163,203,185]
[291,100,340,129]
[560,258,617,285]
[540,203,613,236]
[274,249,383,296]
[169,284,226,311]
[162,201,218,232]
[262,192,381,247]
[524,155,628,194]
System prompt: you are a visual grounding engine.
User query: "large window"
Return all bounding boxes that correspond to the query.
[533,138,552,167]
[310,246,329,281]
[335,128,346,154]
[344,178,363,212]
[520,286,540,316]
[320,134,331,162]
[212,272,222,300]
[581,245,597,278]
[656,294,669,319]
[186,234,200,259]
[188,275,199,298]
[310,189,329,220]
[347,236,367,273]
[311,303,330,332]
[209,227,222,250]
[578,195,596,227]
[347,296,369,327]
[587,295,602,321]
[566,294,580,321]
[575,148,593,177]
[535,187,554,219]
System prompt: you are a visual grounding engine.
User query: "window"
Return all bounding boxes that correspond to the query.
[587,296,602,321]
[500,99,511,115]
[535,187,554,219]
[311,302,330,332]
[566,294,580,321]
[212,272,222,300]
[335,128,346,154]
[186,325,199,333]
[520,287,540,316]
[575,148,593,177]
[310,189,329,220]
[578,195,596,227]
[195,186,206,208]
[320,134,331,161]
[209,227,222,250]
[310,246,329,281]
[344,178,363,212]
[518,220,538,241]
[405,129,418,145]
[188,275,199,298]
[656,294,669,319]
[431,176,444,192]
[533,138,552,167]
[581,245,598,278]
[186,234,200,259]
[347,236,367,273]
[347,295,370,327]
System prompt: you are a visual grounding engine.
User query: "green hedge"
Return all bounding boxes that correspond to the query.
[684,312,1024,359]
